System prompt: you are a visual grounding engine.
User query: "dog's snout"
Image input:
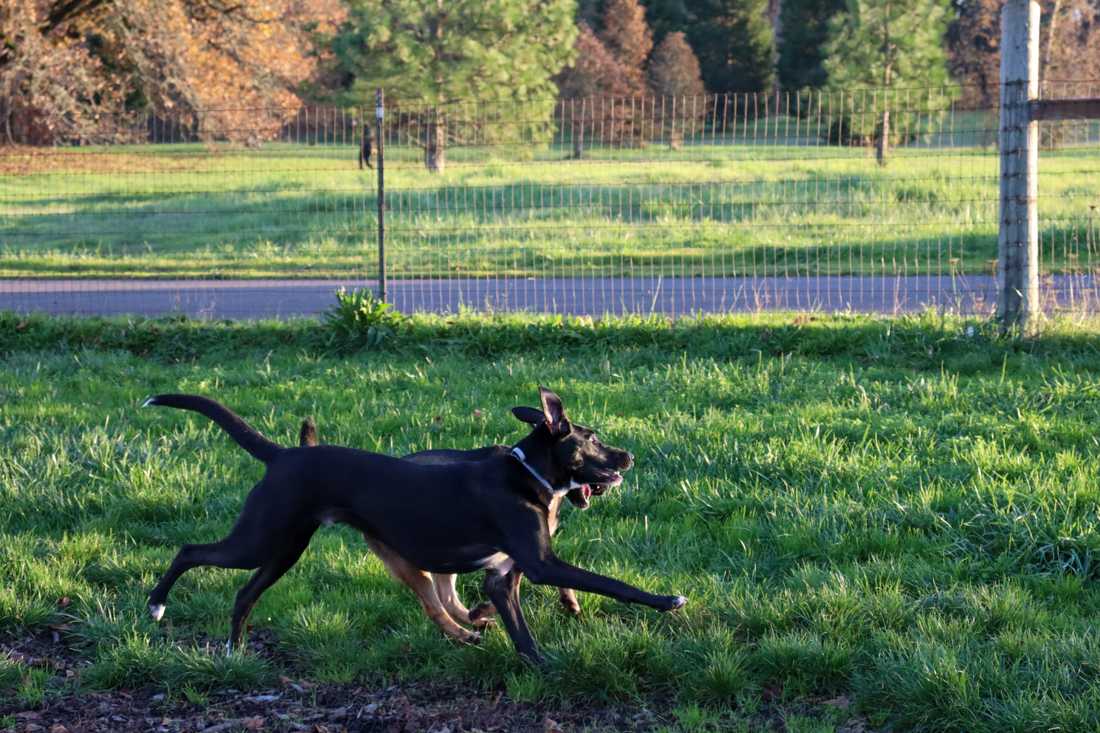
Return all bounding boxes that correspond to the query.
[621,452,634,469]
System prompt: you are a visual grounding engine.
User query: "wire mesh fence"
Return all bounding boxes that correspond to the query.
[1,84,1098,319]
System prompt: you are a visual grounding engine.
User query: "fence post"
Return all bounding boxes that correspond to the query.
[998,0,1040,330]
[375,88,386,304]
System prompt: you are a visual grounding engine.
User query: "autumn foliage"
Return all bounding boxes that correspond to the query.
[0,0,344,145]
[600,0,653,97]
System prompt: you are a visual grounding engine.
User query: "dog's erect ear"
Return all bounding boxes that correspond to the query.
[539,387,570,436]
[299,418,318,447]
[511,406,544,425]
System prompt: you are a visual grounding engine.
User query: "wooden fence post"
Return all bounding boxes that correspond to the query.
[998,0,1040,330]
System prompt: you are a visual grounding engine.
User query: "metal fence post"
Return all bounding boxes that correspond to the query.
[375,88,387,304]
[998,0,1040,330]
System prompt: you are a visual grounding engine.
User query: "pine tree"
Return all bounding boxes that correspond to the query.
[643,0,693,41]
[647,31,706,148]
[328,0,577,172]
[648,32,706,98]
[600,0,654,96]
[776,0,847,90]
[687,0,776,93]
[822,0,954,165]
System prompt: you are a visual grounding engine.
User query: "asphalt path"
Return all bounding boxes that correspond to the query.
[1,275,1095,319]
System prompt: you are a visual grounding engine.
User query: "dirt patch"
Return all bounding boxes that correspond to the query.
[0,632,874,732]
[0,147,204,176]
[2,680,667,733]
[0,632,664,733]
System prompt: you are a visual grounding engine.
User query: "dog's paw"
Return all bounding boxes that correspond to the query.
[659,595,687,612]
[462,630,482,645]
[559,598,582,617]
[149,603,166,622]
[468,601,496,628]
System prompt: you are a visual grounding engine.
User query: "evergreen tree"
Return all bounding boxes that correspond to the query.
[776,0,847,90]
[822,0,954,164]
[643,0,692,41]
[647,31,706,148]
[648,32,706,98]
[600,0,654,95]
[687,0,776,93]
[327,0,577,172]
[557,23,636,157]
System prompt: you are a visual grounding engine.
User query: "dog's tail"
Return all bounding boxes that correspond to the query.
[143,394,283,463]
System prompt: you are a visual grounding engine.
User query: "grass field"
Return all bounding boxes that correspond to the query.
[1,132,1098,281]
[4,312,1100,731]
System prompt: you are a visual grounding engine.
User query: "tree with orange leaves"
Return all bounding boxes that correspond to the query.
[0,0,344,144]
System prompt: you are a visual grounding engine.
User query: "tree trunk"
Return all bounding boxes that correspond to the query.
[425,113,446,173]
[876,109,890,166]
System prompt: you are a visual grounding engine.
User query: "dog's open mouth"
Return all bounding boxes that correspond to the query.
[566,472,622,510]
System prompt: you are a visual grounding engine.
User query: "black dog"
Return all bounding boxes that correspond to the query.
[145,388,685,663]
[297,418,611,640]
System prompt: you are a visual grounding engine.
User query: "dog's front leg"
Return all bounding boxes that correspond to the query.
[482,567,544,666]
[515,553,686,613]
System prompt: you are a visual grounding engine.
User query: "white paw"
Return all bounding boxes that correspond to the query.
[671,595,687,610]
[149,603,166,622]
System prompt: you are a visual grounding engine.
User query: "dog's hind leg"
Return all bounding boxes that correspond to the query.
[148,479,295,622]
[228,529,315,652]
[433,574,494,630]
[148,538,263,622]
[365,538,481,645]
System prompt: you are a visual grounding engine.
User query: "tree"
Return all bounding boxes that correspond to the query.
[686,0,776,93]
[648,31,706,148]
[643,0,692,41]
[948,0,1100,109]
[600,0,653,94]
[326,0,577,173]
[0,0,342,145]
[556,23,636,157]
[822,0,954,164]
[776,0,847,90]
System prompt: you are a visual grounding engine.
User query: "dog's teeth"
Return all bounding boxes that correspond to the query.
[149,603,166,622]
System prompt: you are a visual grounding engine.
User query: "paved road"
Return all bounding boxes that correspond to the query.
[1,275,1096,318]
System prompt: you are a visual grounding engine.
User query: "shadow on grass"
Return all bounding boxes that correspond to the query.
[3,310,1099,370]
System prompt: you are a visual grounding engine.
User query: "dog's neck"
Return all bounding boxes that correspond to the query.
[509,445,570,506]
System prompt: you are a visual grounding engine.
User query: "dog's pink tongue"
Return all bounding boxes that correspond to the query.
[582,484,592,500]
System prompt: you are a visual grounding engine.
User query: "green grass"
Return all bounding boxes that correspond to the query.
[4,311,1100,730]
[1,133,1097,280]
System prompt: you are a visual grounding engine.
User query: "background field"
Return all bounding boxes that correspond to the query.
[1,116,1098,282]
[4,313,1100,730]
